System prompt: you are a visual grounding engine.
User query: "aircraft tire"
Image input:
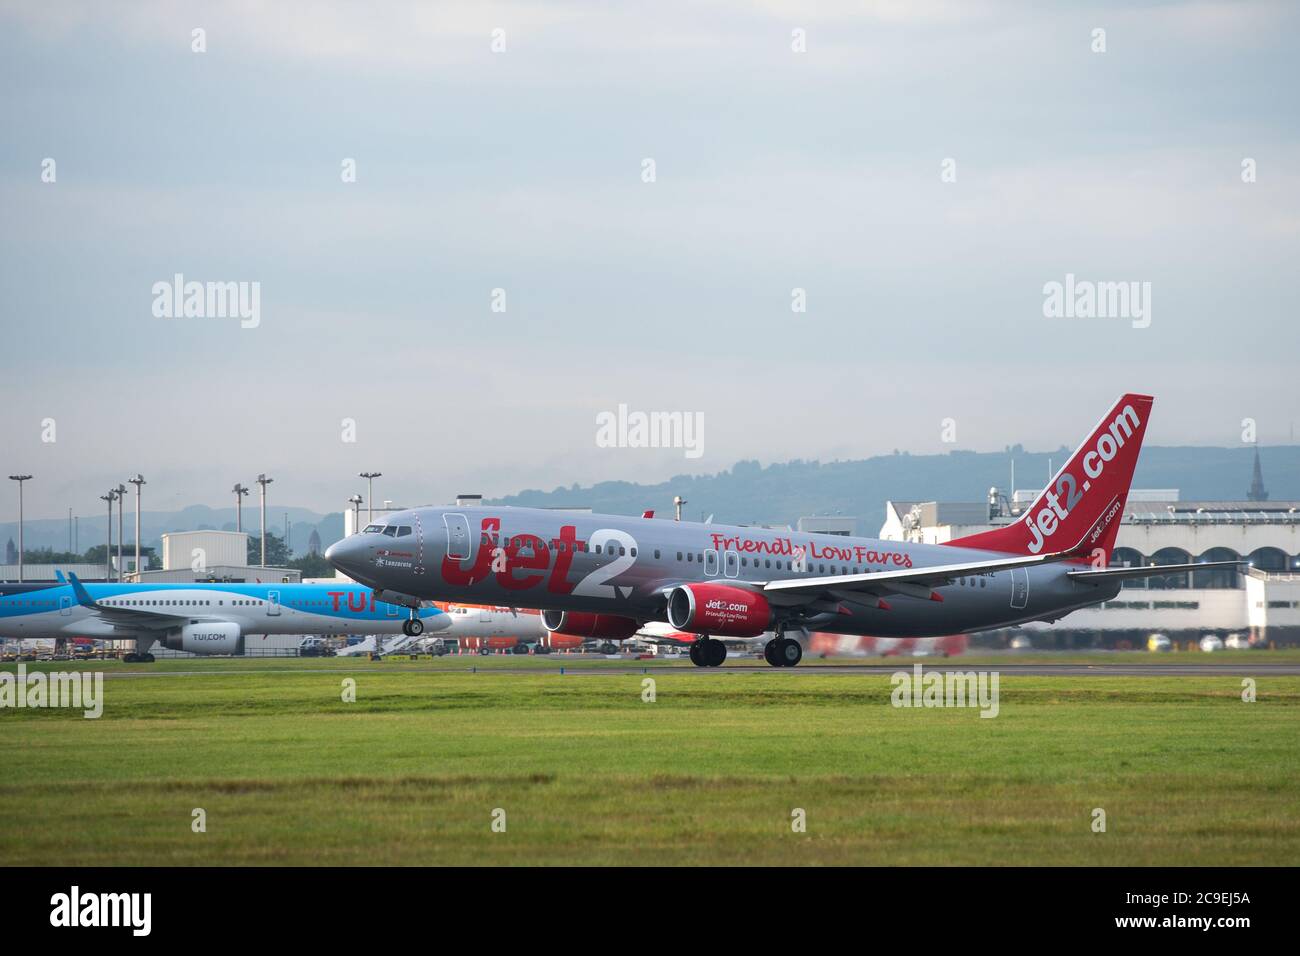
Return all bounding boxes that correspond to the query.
[405,618,424,637]
[777,638,802,667]
[689,642,706,667]
[706,639,727,668]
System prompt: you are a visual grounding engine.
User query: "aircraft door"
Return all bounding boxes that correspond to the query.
[724,551,739,578]
[267,590,282,616]
[704,549,719,576]
[1010,569,1028,610]
[445,513,472,561]
[59,596,72,616]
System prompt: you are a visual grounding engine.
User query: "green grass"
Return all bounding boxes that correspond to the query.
[1,658,1297,865]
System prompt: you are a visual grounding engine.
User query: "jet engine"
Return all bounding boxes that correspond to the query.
[541,610,638,641]
[665,583,772,637]
[163,622,243,655]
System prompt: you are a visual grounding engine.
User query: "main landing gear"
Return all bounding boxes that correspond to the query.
[689,637,727,668]
[764,635,802,668]
[122,652,156,663]
[402,615,424,637]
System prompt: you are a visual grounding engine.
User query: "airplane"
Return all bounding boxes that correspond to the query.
[325,394,1241,668]
[0,574,449,662]
[806,632,968,658]
[432,604,588,654]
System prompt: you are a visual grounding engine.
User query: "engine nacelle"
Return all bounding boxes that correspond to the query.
[666,584,772,637]
[164,622,243,655]
[541,610,638,641]
[372,588,424,610]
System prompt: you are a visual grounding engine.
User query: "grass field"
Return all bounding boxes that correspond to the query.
[2,656,1298,865]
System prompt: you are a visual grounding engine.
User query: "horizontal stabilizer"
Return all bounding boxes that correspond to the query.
[1067,560,1243,582]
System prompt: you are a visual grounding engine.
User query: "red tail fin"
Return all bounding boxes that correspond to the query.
[947,393,1153,565]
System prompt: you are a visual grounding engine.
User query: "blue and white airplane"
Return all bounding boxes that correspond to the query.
[0,573,449,662]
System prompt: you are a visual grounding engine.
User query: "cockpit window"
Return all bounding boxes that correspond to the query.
[397,526,412,537]
[363,524,384,533]
[382,526,397,537]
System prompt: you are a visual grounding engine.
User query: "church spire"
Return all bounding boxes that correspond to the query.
[1247,445,1269,502]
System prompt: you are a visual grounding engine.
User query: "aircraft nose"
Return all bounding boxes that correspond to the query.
[325,538,363,576]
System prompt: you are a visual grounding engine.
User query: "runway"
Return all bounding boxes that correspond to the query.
[87,661,1300,679]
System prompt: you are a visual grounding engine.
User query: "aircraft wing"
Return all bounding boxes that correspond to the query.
[66,572,192,632]
[760,548,1082,601]
[1065,560,1242,582]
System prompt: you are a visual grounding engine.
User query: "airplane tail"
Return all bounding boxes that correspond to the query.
[947,393,1153,566]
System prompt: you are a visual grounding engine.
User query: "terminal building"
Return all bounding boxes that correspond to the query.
[126,530,300,584]
[876,482,1300,648]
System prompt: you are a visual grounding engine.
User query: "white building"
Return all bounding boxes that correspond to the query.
[128,529,299,584]
[160,530,250,570]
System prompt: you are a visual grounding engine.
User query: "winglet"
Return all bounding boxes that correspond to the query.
[54,569,67,584]
[66,572,97,608]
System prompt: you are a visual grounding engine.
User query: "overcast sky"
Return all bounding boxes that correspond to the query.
[1,0,1296,521]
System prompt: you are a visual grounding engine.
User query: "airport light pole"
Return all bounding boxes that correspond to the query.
[115,483,126,582]
[233,483,248,533]
[101,490,116,580]
[128,474,145,580]
[256,474,273,567]
[8,475,32,582]
[359,472,381,525]
[673,495,686,522]
[348,494,363,534]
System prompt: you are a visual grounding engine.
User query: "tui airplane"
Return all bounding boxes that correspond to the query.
[0,573,448,662]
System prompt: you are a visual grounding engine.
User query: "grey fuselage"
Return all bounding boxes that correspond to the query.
[326,506,1120,638]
